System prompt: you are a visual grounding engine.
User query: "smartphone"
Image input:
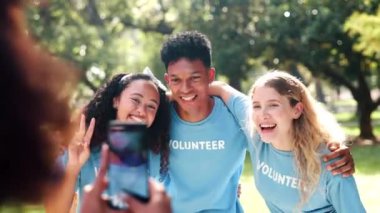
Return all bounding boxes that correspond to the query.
[106,121,150,210]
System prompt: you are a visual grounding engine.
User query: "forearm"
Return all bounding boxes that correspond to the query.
[209,81,242,104]
[44,167,80,213]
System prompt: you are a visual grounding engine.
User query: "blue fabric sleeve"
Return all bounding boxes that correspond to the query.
[326,175,366,212]
[225,93,251,128]
[225,93,252,146]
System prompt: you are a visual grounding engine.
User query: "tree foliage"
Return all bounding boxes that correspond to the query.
[26,0,380,139]
[171,0,260,90]
[246,0,380,139]
[26,0,176,100]
[345,8,380,58]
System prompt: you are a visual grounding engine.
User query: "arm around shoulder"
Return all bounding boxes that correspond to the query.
[209,81,243,104]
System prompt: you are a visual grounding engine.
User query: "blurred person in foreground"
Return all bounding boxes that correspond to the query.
[0,0,77,207]
[0,1,171,212]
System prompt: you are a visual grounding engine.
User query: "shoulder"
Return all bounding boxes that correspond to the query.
[226,92,250,107]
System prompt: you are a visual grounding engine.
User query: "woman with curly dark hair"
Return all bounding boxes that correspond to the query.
[0,0,77,208]
[45,72,171,213]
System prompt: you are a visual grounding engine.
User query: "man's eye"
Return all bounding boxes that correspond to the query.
[171,78,180,83]
[252,105,261,109]
[192,76,201,81]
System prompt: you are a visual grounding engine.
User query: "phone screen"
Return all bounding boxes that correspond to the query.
[106,121,149,210]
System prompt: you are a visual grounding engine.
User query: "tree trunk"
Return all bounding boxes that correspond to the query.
[315,78,326,104]
[357,100,376,139]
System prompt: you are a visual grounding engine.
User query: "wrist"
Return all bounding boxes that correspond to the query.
[65,164,81,177]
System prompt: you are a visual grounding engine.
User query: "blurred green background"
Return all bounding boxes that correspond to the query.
[15,0,380,212]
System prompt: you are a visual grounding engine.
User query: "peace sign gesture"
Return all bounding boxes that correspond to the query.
[66,114,96,174]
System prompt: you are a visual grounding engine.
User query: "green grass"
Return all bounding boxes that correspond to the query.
[341,125,380,137]
[240,146,380,212]
[332,99,357,106]
[335,111,380,123]
[0,205,44,213]
[334,110,380,137]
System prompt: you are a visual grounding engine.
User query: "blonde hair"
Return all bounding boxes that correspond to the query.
[250,71,345,209]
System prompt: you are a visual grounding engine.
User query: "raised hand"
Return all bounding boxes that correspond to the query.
[126,179,172,213]
[81,145,132,213]
[67,114,95,173]
[323,142,355,177]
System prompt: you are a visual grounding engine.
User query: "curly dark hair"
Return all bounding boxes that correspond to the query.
[84,73,170,175]
[1,1,77,203]
[160,31,212,70]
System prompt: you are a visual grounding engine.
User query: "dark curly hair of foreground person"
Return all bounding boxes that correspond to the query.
[0,0,77,203]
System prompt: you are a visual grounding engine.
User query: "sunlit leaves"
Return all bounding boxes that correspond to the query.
[345,9,380,58]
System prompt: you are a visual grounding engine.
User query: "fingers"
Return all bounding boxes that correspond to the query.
[323,145,349,162]
[91,144,109,193]
[326,142,340,152]
[126,178,164,210]
[149,178,165,195]
[329,161,355,177]
[78,114,86,137]
[97,144,109,181]
[326,153,349,171]
[324,146,355,177]
[83,118,95,146]
[328,153,355,177]
[126,194,144,211]
[74,114,95,146]
[334,163,355,178]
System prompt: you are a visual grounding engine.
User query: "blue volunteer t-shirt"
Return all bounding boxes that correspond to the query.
[165,95,250,213]
[248,136,366,212]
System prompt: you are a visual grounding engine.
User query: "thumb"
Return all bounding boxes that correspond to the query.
[126,195,145,211]
[327,142,340,151]
[126,178,158,210]
[148,178,165,195]
[92,144,109,193]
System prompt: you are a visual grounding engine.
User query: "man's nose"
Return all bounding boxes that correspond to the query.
[180,80,192,93]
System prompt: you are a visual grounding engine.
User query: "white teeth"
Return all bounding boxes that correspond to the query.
[260,124,276,128]
[181,95,196,101]
[129,116,145,123]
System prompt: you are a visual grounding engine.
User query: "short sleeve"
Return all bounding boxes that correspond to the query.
[326,174,366,212]
[225,93,252,141]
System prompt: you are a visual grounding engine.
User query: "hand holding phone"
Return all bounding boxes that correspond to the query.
[81,144,171,213]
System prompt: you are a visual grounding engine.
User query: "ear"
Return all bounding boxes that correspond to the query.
[293,102,304,119]
[113,97,120,109]
[164,73,169,84]
[208,67,216,83]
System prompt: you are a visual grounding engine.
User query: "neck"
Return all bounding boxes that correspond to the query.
[175,97,214,122]
[271,135,293,151]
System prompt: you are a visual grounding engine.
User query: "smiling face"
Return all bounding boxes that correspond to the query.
[165,58,215,122]
[113,79,160,127]
[251,85,303,150]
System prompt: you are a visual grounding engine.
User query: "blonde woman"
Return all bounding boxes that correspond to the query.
[211,71,364,212]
